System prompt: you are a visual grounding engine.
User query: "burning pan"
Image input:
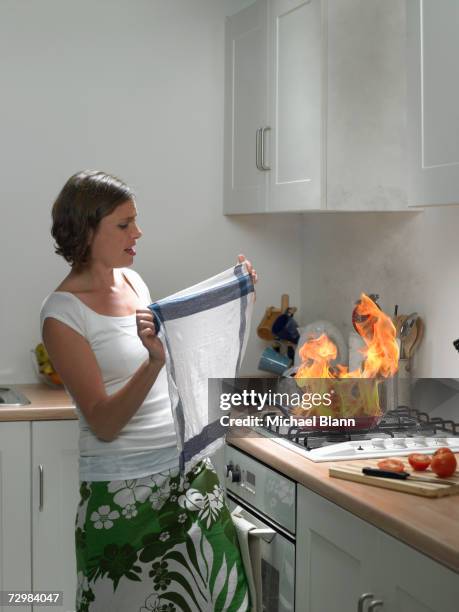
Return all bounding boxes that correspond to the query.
[274,372,397,433]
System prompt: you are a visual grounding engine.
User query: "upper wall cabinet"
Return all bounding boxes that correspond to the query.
[223,0,269,213]
[224,0,409,213]
[407,0,459,207]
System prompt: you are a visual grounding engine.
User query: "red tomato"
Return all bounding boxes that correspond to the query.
[431,452,457,478]
[433,447,454,457]
[377,458,406,473]
[408,453,431,471]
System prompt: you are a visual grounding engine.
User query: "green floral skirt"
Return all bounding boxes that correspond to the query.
[75,458,250,612]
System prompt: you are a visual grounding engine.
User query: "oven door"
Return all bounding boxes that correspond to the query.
[227,492,295,612]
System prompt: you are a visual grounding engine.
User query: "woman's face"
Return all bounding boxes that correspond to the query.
[88,199,142,268]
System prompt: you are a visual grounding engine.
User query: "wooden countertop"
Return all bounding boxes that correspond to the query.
[229,435,459,574]
[0,384,76,421]
[3,386,458,573]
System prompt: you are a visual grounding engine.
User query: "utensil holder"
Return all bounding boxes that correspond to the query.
[257,294,297,341]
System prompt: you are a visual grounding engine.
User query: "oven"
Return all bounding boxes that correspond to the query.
[224,445,296,612]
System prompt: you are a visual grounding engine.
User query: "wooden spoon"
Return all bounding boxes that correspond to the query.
[407,318,424,359]
[400,313,419,359]
[402,319,418,359]
[406,318,424,371]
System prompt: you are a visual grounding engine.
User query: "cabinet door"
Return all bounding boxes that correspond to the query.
[0,422,31,612]
[407,0,459,206]
[326,0,408,211]
[224,0,269,214]
[268,0,323,212]
[296,486,377,612]
[381,533,459,612]
[32,421,79,612]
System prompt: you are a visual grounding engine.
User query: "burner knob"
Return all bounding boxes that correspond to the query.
[232,465,241,483]
[225,461,234,477]
[371,438,386,449]
[392,438,407,448]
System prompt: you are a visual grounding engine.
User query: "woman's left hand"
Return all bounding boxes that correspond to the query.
[237,254,258,285]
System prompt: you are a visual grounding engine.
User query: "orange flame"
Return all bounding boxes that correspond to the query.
[295,294,399,380]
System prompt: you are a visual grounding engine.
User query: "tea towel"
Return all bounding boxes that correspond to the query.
[231,506,262,612]
[149,263,254,473]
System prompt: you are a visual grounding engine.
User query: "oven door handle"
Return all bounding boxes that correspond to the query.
[249,528,276,544]
[232,505,277,543]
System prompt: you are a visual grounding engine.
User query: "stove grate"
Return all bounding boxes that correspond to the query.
[261,406,459,449]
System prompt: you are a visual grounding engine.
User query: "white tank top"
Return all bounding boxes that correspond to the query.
[39,267,179,481]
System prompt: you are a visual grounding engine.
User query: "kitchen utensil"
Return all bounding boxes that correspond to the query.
[272,309,300,344]
[393,314,408,339]
[329,458,459,497]
[400,313,419,358]
[361,467,459,486]
[403,328,418,359]
[407,317,424,359]
[405,317,425,372]
[257,295,296,341]
[400,312,418,338]
[258,346,291,375]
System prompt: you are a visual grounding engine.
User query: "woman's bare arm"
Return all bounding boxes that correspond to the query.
[42,311,165,442]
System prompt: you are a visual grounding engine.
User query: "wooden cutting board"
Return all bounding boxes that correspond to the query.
[329,456,459,498]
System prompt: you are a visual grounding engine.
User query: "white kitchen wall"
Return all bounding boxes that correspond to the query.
[0,0,302,383]
[300,206,459,378]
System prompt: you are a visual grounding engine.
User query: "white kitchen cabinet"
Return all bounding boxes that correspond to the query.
[296,485,459,612]
[0,420,79,612]
[223,0,269,213]
[296,485,378,612]
[267,0,322,212]
[0,422,31,612]
[224,0,321,214]
[224,0,409,213]
[381,533,459,612]
[32,421,79,612]
[407,0,459,207]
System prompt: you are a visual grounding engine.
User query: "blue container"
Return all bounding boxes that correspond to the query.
[258,346,291,375]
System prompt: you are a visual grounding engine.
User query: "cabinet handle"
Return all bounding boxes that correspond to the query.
[368,601,384,611]
[38,464,44,511]
[256,128,262,170]
[358,593,374,612]
[260,126,271,171]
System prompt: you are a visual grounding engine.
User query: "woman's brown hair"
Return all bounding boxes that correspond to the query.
[51,170,135,269]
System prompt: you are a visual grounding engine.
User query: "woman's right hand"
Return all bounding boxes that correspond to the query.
[136,309,166,365]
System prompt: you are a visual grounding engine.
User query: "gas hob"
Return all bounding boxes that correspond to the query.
[255,407,459,462]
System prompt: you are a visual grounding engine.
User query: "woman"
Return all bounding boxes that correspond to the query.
[40,170,258,612]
